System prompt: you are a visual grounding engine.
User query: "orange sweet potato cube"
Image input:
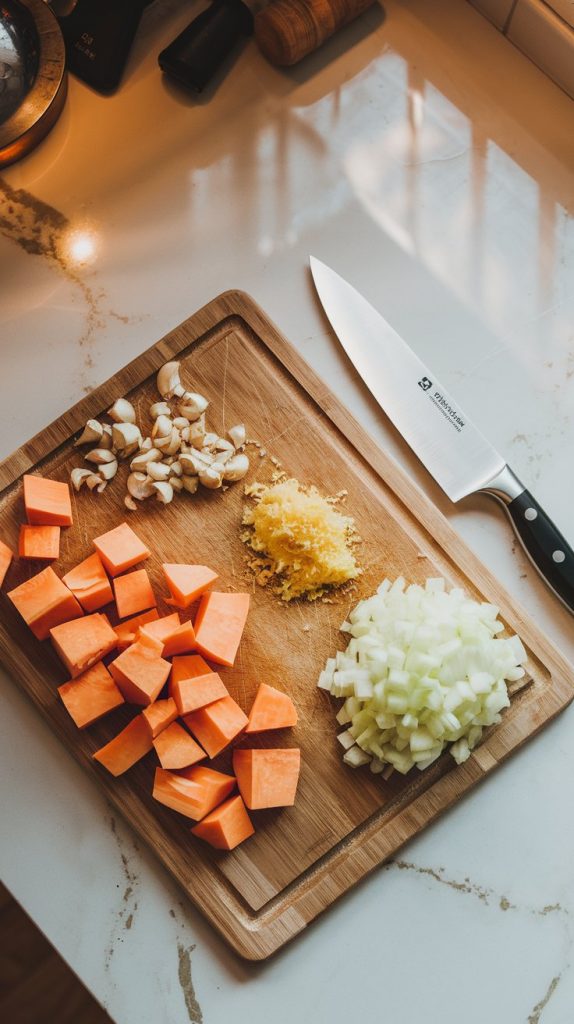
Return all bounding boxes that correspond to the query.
[193,592,250,667]
[93,522,150,577]
[108,635,171,705]
[159,620,195,658]
[62,553,113,613]
[50,612,118,678]
[232,748,301,809]
[114,609,160,651]
[113,568,156,619]
[18,525,60,561]
[139,612,180,645]
[168,654,211,698]
[183,695,248,758]
[7,566,83,640]
[172,670,228,716]
[153,766,236,821]
[152,722,206,770]
[141,697,179,739]
[23,475,72,526]
[162,563,218,608]
[191,794,254,850]
[93,715,152,776]
[58,661,124,728]
[0,539,14,587]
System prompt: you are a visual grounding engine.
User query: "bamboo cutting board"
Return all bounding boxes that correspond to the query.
[0,292,572,960]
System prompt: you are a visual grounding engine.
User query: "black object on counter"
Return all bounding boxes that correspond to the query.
[53,0,153,94]
[158,0,253,93]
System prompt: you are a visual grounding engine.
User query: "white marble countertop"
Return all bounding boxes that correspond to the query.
[1,1,574,1020]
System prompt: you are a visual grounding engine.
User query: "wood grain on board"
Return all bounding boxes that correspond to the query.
[0,292,572,959]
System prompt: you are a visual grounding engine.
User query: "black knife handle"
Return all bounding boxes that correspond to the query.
[158,0,253,93]
[504,489,574,613]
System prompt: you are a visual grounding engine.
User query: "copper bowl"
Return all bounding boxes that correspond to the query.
[0,0,67,167]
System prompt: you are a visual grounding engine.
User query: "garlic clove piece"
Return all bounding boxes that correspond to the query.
[152,481,174,504]
[150,401,171,420]
[187,412,206,447]
[108,398,136,424]
[181,475,199,494]
[198,466,223,489]
[98,458,119,481]
[178,392,209,422]
[70,467,96,491]
[85,447,117,465]
[202,432,219,451]
[152,414,173,440]
[112,422,142,457]
[127,472,155,500]
[86,473,107,493]
[147,462,171,481]
[227,423,246,449]
[99,424,114,450]
[157,361,185,400]
[130,448,162,471]
[213,437,235,454]
[154,427,181,456]
[74,419,103,447]
[170,476,184,493]
[222,453,249,482]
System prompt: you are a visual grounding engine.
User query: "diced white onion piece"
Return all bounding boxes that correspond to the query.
[318,577,527,775]
[343,746,372,767]
[337,729,356,750]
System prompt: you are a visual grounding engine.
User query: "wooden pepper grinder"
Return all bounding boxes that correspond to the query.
[254,0,377,67]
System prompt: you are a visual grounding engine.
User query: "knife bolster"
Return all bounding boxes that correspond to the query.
[480,465,525,506]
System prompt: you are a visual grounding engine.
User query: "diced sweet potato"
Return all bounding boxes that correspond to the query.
[18,525,60,561]
[183,695,248,758]
[168,654,212,698]
[93,715,152,776]
[172,670,228,716]
[161,620,196,658]
[141,697,178,739]
[23,475,72,527]
[232,748,300,809]
[179,765,237,817]
[191,794,254,850]
[114,609,160,650]
[93,522,150,577]
[109,636,171,705]
[62,552,113,613]
[245,683,298,733]
[50,612,118,678]
[162,563,218,608]
[153,722,205,770]
[7,566,83,640]
[139,612,180,645]
[0,539,14,587]
[193,592,250,667]
[113,567,156,619]
[152,766,236,821]
[58,661,124,728]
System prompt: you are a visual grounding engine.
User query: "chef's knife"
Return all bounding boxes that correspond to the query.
[309,256,574,614]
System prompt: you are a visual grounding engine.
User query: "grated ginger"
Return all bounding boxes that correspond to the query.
[241,478,361,601]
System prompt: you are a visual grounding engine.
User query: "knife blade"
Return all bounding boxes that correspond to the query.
[310,255,574,614]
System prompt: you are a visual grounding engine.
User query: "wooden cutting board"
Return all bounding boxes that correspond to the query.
[0,292,572,960]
